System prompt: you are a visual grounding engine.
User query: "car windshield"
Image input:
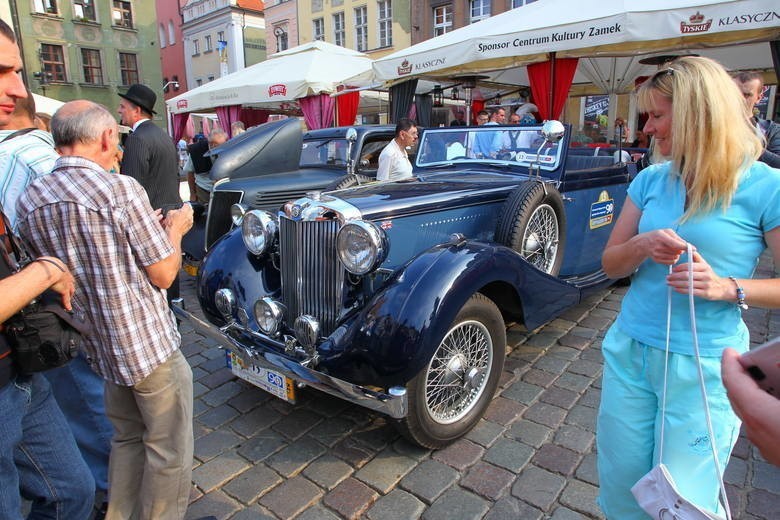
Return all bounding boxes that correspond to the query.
[299,138,350,167]
[416,126,563,171]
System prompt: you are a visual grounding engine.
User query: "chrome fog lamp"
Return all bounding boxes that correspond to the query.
[241,210,278,255]
[253,297,284,336]
[214,288,236,319]
[336,220,387,275]
[294,315,320,349]
[230,203,249,226]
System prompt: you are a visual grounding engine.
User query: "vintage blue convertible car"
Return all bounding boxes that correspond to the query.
[173,121,634,448]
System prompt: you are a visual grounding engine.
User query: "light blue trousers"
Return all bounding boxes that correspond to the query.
[596,325,742,519]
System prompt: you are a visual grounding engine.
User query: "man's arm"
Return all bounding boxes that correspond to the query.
[144,204,193,289]
[0,257,74,322]
[759,121,780,168]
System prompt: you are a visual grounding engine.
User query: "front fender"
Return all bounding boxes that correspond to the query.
[318,240,580,386]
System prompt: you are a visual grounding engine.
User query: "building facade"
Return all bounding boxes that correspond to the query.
[12,0,165,119]
[264,0,298,55]
[157,0,188,105]
[180,0,265,89]
[411,0,536,44]
[297,0,410,60]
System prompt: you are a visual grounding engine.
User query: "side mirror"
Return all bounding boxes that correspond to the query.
[541,120,565,143]
[345,128,358,143]
[345,128,358,176]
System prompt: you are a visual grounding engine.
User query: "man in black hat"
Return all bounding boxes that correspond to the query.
[118,83,181,210]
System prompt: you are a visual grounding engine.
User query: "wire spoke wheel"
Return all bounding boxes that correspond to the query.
[521,203,559,272]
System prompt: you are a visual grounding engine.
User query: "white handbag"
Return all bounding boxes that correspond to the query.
[630,244,732,520]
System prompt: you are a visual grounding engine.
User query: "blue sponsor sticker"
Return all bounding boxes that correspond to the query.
[589,190,615,229]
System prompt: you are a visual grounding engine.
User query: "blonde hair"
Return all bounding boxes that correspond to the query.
[637,56,762,221]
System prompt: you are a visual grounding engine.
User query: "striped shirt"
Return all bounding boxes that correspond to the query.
[0,129,57,229]
[16,156,179,385]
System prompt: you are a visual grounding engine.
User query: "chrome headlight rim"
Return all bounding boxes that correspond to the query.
[336,220,388,275]
[253,297,285,336]
[230,203,249,226]
[241,209,278,256]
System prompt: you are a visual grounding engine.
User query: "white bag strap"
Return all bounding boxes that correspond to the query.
[660,243,732,520]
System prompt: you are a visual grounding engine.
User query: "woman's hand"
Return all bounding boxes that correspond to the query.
[667,250,731,300]
[637,228,688,265]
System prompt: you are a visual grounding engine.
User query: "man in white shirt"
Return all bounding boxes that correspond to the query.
[377,118,418,181]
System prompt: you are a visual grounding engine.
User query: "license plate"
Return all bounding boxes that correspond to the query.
[226,351,296,403]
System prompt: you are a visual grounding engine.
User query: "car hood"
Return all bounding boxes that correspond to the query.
[209,118,302,182]
[215,167,345,193]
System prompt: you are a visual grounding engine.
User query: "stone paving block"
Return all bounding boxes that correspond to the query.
[258,476,323,518]
[460,461,515,500]
[522,368,558,387]
[557,333,592,350]
[183,490,241,519]
[550,506,591,519]
[272,409,324,440]
[745,488,778,519]
[484,497,543,520]
[578,315,613,331]
[484,437,534,473]
[192,451,251,493]
[304,395,352,418]
[483,396,525,425]
[555,372,593,393]
[422,488,489,520]
[236,430,287,463]
[355,448,419,493]
[322,477,378,520]
[191,366,208,381]
[227,505,276,520]
[511,465,566,510]
[222,463,282,505]
[724,456,748,486]
[575,453,599,486]
[202,344,226,359]
[303,454,354,490]
[512,345,545,363]
[400,460,460,505]
[558,305,592,323]
[227,386,269,414]
[560,480,603,519]
[554,424,595,454]
[229,406,282,438]
[193,399,210,418]
[267,436,328,477]
[200,369,237,390]
[532,443,581,476]
[186,353,207,370]
[431,438,484,471]
[567,359,603,378]
[194,429,244,462]
[589,307,618,319]
[524,402,566,429]
[351,419,399,451]
[197,404,240,430]
[366,489,425,520]
[392,438,432,461]
[193,381,209,399]
[501,380,544,405]
[578,387,601,409]
[598,299,622,311]
[464,419,505,447]
[200,355,228,374]
[332,436,377,469]
[547,345,581,361]
[296,505,342,520]
[569,326,598,340]
[202,381,245,408]
[752,461,780,493]
[546,318,577,332]
[524,331,561,348]
[540,386,579,409]
[507,419,553,448]
[580,347,604,364]
[731,435,751,459]
[565,404,598,431]
[306,417,356,447]
[533,355,570,375]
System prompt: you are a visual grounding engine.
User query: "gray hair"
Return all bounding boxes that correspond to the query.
[52,101,117,147]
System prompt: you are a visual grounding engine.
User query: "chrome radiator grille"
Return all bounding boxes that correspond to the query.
[279,217,345,336]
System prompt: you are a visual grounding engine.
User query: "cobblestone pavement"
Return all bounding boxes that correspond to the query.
[180,257,780,519]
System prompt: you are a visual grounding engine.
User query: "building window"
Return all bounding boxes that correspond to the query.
[33,0,58,15]
[332,0,343,5]
[159,24,166,47]
[196,78,202,86]
[40,44,66,82]
[433,5,452,36]
[80,48,103,84]
[311,0,322,13]
[274,27,288,52]
[377,0,392,48]
[74,0,96,21]
[208,75,214,82]
[470,0,490,22]
[205,35,212,52]
[217,31,224,42]
[354,6,367,52]
[192,38,200,55]
[112,0,133,28]
[118,52,138,85]
[168,20,175,44]
[313,18,324,41]
[333,12,345,47]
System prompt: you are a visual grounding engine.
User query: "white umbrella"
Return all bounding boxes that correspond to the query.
[167,41,374,114]
[32,93,64,116]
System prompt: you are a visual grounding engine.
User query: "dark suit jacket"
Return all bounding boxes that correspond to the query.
[121,120,180,209]
[187,139,212,174]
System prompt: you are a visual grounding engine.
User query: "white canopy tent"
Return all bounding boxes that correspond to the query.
[32,93,63,116]
[167,41,373,115]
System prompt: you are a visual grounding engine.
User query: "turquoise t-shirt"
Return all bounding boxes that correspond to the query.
[617,160,780,356]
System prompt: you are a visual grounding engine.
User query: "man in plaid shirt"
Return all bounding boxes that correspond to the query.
[17,100,195,519]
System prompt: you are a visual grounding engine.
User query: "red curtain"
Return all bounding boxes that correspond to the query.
[470,100,485,124]
[527,57,579,120]
[172,113,190,143]
[300,94,335,129]
[336,91,360,126]
[216,105,242,137]
[240,108,271,128]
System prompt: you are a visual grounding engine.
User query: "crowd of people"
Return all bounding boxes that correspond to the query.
[1,15,779,520]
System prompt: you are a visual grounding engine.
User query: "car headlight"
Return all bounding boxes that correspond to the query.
[253,297,285,336]
[241,210,277,255]
[336,220,387,275]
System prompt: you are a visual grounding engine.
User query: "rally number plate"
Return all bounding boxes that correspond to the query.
[226,351,296,403]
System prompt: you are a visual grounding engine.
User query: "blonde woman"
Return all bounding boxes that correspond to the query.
[597,56,780,518]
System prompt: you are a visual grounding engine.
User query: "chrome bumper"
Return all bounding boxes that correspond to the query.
[171,298,408,419]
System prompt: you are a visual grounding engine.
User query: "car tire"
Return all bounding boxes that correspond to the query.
[495,180,567,276]
[396,293,506,449]
[324,174,373,191]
